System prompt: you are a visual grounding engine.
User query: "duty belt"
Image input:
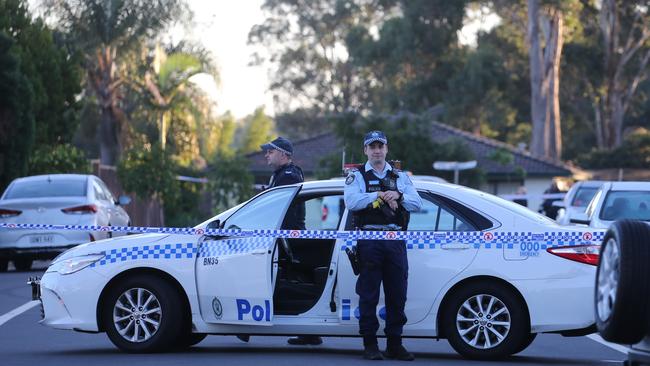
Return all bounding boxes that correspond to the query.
[360,224,402,231]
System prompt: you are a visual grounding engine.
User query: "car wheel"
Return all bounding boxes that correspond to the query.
[512,332,537,354]
[176,333,207,349]
[595,220,650,344]
[102,274,186,353]
[442,282,528,360]
[14,259,33,271]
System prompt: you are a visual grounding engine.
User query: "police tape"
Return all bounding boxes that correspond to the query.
[0,222,606,245]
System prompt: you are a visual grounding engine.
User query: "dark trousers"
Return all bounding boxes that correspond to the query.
[355,239,408,337]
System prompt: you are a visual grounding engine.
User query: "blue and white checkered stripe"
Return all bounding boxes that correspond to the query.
[90,243,196,267]
[198,237,273,257]
[0,222,605,244]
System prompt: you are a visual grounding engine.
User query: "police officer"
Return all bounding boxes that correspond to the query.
[344,131,422,361]
[260,137,321,346]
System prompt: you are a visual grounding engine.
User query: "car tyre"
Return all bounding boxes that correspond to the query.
[14,259,33,271]
[102,274,187,353]
[175,333,208,349]
[0,259,8,272]
[595,220,650,344]
[442,282,528,360]
[512,332,537,354]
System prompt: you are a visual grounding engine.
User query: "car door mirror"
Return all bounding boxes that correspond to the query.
[570,212,590,225]
[116,195,131,206]
[206,220,221,230]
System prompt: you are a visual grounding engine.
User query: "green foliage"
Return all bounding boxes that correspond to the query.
[577,130,650,169]
[207,154,254,213]
[28,144,90,175]
[488,148,514,166]
[164,166,209,227]
[239,106,274,154]
[0,32,34,191]
[275,107,332,141]
[117,144,179,203]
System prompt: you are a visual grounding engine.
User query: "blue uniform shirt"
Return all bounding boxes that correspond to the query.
[344,161,422,212]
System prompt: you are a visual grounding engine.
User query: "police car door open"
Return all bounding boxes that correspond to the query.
[195,186,300,325]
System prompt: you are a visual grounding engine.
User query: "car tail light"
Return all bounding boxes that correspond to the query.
[61,204,98,215]
[547,245,600,266]
[322,205,329,221]
[0,209,22,218]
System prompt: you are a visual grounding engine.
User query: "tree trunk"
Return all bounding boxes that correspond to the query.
[545,10,563,160]
[528,0,548,158]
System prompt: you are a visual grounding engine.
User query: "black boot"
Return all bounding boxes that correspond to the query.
[362,336,384,360]
[383,336,414,361]
[287,335,323,345]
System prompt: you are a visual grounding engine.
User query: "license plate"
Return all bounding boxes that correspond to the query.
[29,235,54,244]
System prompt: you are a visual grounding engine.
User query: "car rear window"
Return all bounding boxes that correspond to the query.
[600,191,650,221]
[4,179,87,199]
[571,187,599,207]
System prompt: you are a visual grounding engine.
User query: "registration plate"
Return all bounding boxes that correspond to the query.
[29,235,54,244]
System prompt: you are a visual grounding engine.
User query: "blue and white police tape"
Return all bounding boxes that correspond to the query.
[0,222,605,245]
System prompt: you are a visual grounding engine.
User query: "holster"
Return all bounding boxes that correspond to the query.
[345,246,360,276]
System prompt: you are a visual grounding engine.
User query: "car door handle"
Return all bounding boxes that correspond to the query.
[441,243,472,250]
[251,250,267,255]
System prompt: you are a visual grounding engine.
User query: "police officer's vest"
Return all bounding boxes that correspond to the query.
[352,168,410,230]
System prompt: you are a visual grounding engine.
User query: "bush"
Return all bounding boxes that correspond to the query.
[28,144,90,175]
[207,154,254,213]
[577,130,650,169]
[117,144,179,203]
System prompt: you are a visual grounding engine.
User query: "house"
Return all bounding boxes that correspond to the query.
[247,121,577,212]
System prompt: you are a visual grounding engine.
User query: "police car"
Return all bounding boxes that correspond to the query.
[35,180,604,359]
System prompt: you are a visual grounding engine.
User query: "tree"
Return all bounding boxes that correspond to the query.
[44,0,187,165]
[596,0,650,148]
[0,32,34,190]
[239,106,274,154]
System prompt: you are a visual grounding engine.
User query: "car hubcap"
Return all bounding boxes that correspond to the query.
[456,294,511,349]
[113,288,162,343]
[597,238,619,322]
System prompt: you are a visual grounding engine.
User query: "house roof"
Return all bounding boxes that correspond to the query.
[247,122,573,178]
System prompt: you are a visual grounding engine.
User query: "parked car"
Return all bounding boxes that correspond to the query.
[555,180,605,225]
[570,181,650,229]
[0,174,131,271]
[595,220,650,364]
[34,179,603,359]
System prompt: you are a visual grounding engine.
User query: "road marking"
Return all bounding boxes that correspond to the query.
[586,334,629,354]
[0,300,39,327]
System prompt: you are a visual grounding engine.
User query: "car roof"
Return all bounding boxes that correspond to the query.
[575,180,607,188]
[607,181,650,191]
[11,174,93,183]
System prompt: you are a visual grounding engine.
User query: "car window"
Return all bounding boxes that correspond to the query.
[4,179,87,199]
[408,194,472,231]
[571,187,598,208]
[97,180,115,202]
[93,181,108,201]
[600,191,650,221]
[224,187,297,230]
[304,195,344,230]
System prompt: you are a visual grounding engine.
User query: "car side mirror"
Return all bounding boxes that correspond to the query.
[206,220,221,230]
[117,195,131,206]
[570,213,590,226]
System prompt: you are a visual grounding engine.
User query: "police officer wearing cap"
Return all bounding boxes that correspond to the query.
[259,137,322,346]
[344,131,422,361]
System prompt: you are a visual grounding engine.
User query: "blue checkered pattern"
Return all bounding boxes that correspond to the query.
[90,243,196,267]
[199,237,274,257]
[0,222,606,246]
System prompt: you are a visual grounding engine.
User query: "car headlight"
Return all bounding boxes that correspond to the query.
[49,254,105,275]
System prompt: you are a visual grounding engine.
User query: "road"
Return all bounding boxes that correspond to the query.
[0,263,626,366]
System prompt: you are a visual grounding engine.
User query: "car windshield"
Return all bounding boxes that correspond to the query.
[4,179,87,199]
[599,191,650,221]
[571,187,599,208]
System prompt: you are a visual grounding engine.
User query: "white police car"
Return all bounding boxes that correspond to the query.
[35,180,604,359]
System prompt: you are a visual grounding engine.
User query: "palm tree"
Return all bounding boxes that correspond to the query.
[45,0,186,165]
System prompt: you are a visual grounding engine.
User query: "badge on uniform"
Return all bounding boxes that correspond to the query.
[345,174,355,185]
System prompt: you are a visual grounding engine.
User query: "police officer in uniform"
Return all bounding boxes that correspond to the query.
[344,131,422,361]
[257,137,321,346]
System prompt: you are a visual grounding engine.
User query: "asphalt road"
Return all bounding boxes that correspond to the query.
[0,263,627,366]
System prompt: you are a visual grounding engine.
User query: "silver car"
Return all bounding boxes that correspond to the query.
[0,174,131,271]
[555,180,605,225]
[571,181,650,228]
